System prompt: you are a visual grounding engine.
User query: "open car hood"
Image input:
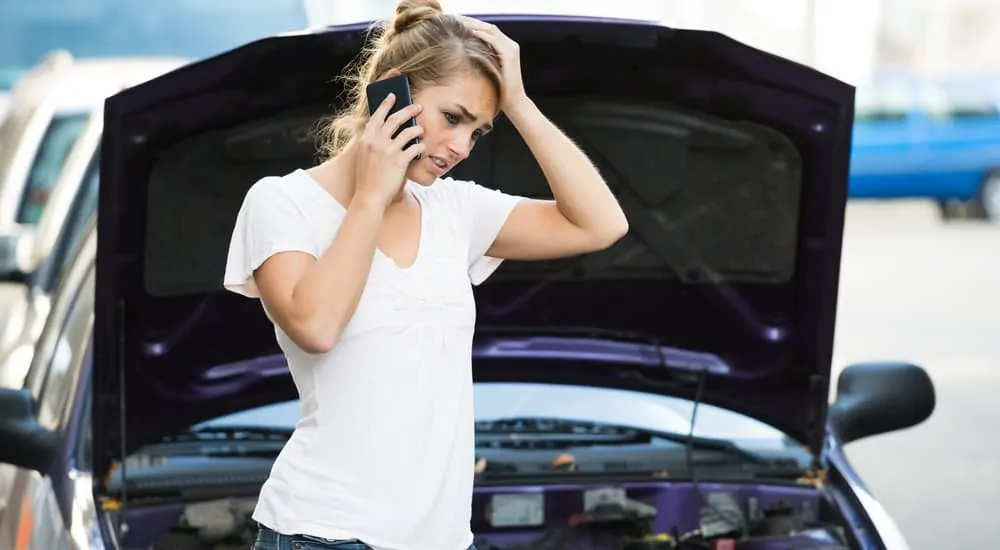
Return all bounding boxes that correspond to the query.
[96,15,855,478]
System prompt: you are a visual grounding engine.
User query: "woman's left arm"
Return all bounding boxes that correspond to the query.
[467,19,629,261]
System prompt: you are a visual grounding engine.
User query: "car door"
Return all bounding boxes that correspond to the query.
[0,222,97,550]
[848,78,928,198]
[0,133,101,388]
[916,81,1000,202]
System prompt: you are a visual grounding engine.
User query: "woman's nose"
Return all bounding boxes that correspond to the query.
[448,137,472,160]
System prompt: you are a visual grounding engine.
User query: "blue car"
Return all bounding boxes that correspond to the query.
[848,73,1000,221]
[0,14,933,550]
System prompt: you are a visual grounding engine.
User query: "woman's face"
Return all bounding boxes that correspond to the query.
[405,72,498,185]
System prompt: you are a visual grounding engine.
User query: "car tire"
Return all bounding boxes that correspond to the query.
[974,169,1000,223]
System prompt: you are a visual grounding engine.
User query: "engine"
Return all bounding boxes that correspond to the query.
[149,498,259,550]
[141,484,851,550]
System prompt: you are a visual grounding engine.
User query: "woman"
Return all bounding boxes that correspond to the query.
[224,1,628,549]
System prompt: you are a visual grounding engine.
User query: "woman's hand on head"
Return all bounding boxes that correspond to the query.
[355,93,426,207]
[461,16,527,111]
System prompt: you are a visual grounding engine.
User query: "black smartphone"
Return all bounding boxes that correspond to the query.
[366,74,420,150]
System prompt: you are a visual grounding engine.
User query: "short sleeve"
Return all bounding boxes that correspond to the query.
[464,181,525,285]
[223,176,317,298]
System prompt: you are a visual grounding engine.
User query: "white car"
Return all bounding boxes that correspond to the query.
[0,53,187,388]
[0,52,186,232]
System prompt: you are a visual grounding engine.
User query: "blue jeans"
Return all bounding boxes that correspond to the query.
[253,525,477,550]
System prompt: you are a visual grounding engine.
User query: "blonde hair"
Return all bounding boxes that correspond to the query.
[317,0,503,159]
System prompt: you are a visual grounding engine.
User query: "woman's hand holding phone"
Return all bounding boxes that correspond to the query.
[355,93,425,208]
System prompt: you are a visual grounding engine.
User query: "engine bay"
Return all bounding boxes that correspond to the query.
[120,480,852,550]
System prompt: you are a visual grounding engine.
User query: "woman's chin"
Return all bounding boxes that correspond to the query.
[406,159,443,186]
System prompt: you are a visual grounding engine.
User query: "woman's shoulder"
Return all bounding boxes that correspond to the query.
[243,169,315,206]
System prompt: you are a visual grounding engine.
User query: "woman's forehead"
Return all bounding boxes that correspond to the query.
[418,74,498,116]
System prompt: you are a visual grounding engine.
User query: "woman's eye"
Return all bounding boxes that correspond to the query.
[472,129,483,141]
[444,112,459,124]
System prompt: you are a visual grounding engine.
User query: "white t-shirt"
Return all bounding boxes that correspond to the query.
[223,168,523,550]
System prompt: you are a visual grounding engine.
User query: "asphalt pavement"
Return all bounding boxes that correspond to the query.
[831,200,1000,549]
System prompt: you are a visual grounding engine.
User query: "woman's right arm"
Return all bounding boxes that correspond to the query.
[250,95,425,354]
[252,195,385,354]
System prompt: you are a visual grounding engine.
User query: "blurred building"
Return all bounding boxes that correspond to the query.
[304,0,671,28]
[657,0,878,85]
[305,0,874,84]
[877,0,1000,76]
[304,0,1000,84]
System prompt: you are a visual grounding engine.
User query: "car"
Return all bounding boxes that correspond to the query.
[0,14,934,550]
[0,52,186,254]
[0,55,183,393]
[848,73,1000,222]
[0,1,320,391]
[0,108,100,388]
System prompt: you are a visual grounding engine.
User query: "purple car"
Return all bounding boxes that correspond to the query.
[0,14,934,550]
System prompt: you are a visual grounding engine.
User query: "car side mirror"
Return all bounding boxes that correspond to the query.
[828,362,935,445]
[0,387,60,473]
[0,226,35,283]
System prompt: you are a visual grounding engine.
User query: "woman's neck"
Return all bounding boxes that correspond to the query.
[308,142,409,207]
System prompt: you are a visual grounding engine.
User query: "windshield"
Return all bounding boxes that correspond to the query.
[34,154,100,294]
[0,0,309,89]
[184,383,796,454]
[16,112,89,224]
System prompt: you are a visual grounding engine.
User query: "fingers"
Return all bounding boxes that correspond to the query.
[458,15,496,33]
[463,17,505,43]
[380,103,423,137]
[465,20,516,59]
[469,28,496,47]
[402,140,426,163]
[363,99,423,151]
[366,93,397,134]
[392,124,424,147]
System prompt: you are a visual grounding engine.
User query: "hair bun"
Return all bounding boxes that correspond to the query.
[392,0,443,36]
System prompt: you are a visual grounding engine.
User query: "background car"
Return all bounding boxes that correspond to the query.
[0,53,185,256]
[0,14,935,550]
[0,55,182,394]
[0,116,100,389]
[0,0,316,286]
[848,72,1000,222]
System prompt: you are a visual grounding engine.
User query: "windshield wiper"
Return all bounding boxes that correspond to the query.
[142,425,294,458]
[159,425,294,444]
[476,417,787,467]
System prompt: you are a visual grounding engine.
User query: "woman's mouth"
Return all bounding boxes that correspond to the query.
[428,155,451,175]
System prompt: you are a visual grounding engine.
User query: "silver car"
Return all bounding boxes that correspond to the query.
[0,53,186,259]
[0,56,186,389]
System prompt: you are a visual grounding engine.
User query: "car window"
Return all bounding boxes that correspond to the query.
[22,246,95,432]
[75,367,93,472]
[16,112,89,224]
[35,155,99,294]
[35,267,93,431]
[923,84,1000,120]
[855,81,912,122]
